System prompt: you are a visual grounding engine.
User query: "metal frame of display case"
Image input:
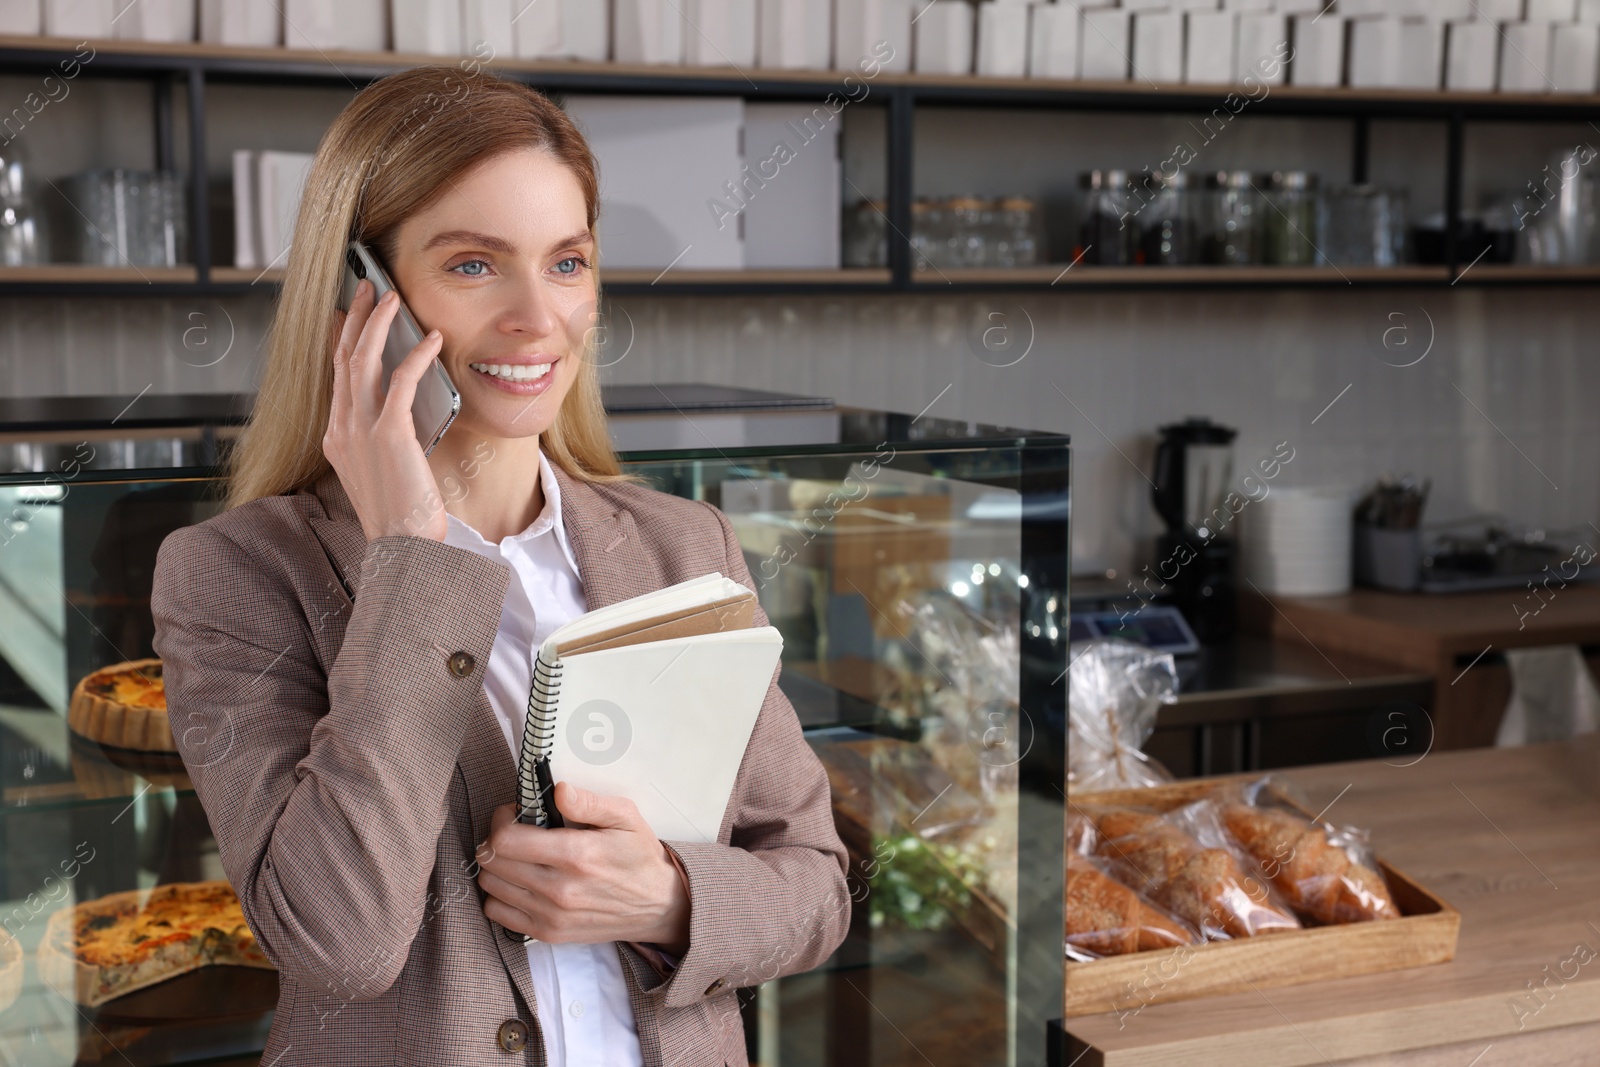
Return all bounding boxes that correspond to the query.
[0,411,1070,1067]
[2,33,1600,295]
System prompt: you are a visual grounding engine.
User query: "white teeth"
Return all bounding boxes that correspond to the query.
[469,362,551,381]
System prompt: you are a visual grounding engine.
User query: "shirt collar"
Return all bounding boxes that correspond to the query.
[444,445,582,575]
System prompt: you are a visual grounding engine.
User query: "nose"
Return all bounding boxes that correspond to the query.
[497,263,563,341]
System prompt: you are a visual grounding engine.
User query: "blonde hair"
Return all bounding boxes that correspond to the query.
[226,65,642,509]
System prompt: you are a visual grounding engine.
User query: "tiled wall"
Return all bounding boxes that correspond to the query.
[4,286,1594,575]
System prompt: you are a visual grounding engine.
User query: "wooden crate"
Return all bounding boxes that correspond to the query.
[1065,777,1460,1018]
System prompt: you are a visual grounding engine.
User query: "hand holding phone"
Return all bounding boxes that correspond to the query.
[324,275,451,543]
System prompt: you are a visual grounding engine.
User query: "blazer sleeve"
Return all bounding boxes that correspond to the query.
[645,501,851,1011]
[151,523,511,1002]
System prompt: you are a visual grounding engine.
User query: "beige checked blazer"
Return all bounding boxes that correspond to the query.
[150,461,850,1066]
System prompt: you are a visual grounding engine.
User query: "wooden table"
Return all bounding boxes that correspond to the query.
[1064,735,1600,1066]
[1240,585,1600,748]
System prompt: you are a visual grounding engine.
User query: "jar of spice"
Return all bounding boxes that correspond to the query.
[1261,170,1319,266]
[1078,169,1138,266]
[1201,170,1259,266]
[1139,171,1195,266]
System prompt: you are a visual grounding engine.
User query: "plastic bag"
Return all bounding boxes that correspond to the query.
[1215,778,1400,925]
[1066,851,1201,961]
[1068,638,1179,792]
[1093,806,1301,940]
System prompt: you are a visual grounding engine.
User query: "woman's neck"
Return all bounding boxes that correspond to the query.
[427,430,545,543]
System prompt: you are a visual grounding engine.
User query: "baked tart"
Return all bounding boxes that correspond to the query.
[38,881,274,1008]
[69,659,174,753]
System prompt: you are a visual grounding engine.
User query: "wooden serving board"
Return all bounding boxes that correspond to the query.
[1065,778,1460,1018]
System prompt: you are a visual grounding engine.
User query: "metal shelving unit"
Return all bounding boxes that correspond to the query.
[4,31,1599,296]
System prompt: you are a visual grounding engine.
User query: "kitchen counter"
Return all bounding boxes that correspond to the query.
[1241,586,1600,748]
[1064,734,1600,1066]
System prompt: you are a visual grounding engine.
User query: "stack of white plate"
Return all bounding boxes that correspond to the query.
[1241,487,1354,597]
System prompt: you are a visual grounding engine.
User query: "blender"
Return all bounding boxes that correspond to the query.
[1150,418,1238,642]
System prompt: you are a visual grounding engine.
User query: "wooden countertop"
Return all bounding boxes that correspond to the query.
[1242,585,1600,675]
[1065,735,1600,1066]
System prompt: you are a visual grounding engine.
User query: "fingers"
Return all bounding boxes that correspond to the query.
[328,279,374,445]
[350,289,400,422]
[554,782,646,833]
[380,328,443,432]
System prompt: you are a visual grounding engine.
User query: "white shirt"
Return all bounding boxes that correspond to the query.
[444,447,645,1067]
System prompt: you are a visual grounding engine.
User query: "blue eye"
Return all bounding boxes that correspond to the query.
[554,256,591,275]
[452,259,489,276]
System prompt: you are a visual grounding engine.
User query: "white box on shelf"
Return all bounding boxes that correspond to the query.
[1272,0,1323,13]
[46,0,111,36]
[1185,10,1236,83]
[1551,20,1600,90]
[1235,11,1288,82]
[741,102,841,268]
[511,0,563,58]
[1028,1,1080,78]
[977,1,1029,76]
[1174,0,1220,7]
[1445,19,1498,89]
[1427,0,1475,17]
[683,0,757,67]
[562,95,745,269]
[834,0,911,72]
[1081,7,1132,81]
[1581,0,1600,22]
[1397,17,1444,88]
[283,0,383,50]
[392,0,462,54]
[914,0,974,75]
[232,149,258,270]
[114,0,194,41]
[1499,19,1553,90]
[757,0,830,69]
[1526,0,1577,19]
[200,0,279,46]
[1223,0,1271,11]
[462,0,515,58]
[1289,13,1343,86]
[255,150,315,272]
[558,0,609,60]
[1342,0,1426,13]
[1134,9,1185,82]
[1473,0,1523,18]
[614,0,685,64]
[0,0,40,35]
[1348,16,1401,87]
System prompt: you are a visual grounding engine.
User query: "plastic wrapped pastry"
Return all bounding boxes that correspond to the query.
[1068,639,1178,792]
[1219,801,1400,924]
[1095,809,1301,940]
[1066,852,1199,960]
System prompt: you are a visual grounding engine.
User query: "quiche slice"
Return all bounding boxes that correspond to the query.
[0,927,20,1014]
[69,658,175,753]
[38,881,275,1008]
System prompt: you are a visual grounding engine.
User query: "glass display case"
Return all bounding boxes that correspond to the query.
[0,402,1069,1067]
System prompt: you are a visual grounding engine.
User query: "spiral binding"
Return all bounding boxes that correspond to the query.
[517,645,563,826]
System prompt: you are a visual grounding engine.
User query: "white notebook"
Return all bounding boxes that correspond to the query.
[517,572,782,843]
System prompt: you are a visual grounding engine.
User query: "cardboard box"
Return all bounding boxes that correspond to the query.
[977,1,1030,76]
[834,0,913,73]
[757,0,831,69]
[462,0,515,59]
[1551,20,1600,91]
[915,0,974,74]
[1289,13,1344,87]
[200,0,280,46]
[683,0,757,67]
[1236,11,1288,83]
[1134,9,1185,83]
[614,0,685,65]
[391,0,460,54]
[1029,1,1080,78]
[1081,7,1132,81]
[282,0,383,51]
[1500,19,1553,91]
[1186,10,1236,83]
[1445,18,1498,90]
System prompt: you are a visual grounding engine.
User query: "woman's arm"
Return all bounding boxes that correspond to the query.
[641,501,852,1010]
[152,522,510,1002]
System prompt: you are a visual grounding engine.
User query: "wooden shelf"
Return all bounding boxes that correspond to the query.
[0,264,196,284]
[910,265,1452,288]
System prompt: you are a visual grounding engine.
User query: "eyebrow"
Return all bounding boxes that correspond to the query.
[421,228,594,256]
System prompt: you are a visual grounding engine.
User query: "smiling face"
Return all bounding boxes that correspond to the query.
[385,146,596,442]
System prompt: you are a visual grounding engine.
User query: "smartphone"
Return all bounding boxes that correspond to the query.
[337,241,461,456]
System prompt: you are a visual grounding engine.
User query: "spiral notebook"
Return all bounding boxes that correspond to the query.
[516,572,783,843]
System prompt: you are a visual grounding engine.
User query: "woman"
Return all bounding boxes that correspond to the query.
[151,66,848,1067]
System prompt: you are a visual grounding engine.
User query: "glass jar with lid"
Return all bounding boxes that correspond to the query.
[1319,184,1409,267]
[994,196,1041,267]
[843,198,888,268]
[1077,169,1138,266]
[946,196,989,267]
[1261,170,1318,266]
[1138,171,1195,266]
[910,197,945,271]
[1201,170,1260,266]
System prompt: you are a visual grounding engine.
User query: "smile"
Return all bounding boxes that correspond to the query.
[468,362,552,381]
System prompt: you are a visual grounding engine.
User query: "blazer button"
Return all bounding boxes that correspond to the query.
[704,977,727,996]
[448,651,476,677]
[496,1018,528,1052]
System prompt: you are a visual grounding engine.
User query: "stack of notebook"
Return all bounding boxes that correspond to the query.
[517,572,782,844]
